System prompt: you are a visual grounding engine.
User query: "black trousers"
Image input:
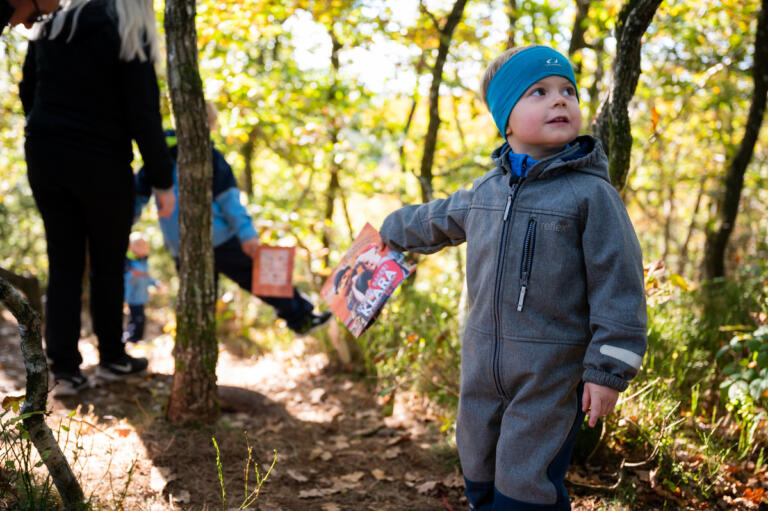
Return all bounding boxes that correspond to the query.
[125,304,146,341]
[26,141,134,374]
[212,237,313,330]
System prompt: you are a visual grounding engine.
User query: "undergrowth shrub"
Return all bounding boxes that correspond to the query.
[0,401,61,510]
[607,259,768,503]
[358,255,463,431]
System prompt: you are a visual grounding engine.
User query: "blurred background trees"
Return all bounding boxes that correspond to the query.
[1,0,767,499]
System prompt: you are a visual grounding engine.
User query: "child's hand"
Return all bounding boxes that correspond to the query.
[156,190,176,218]
[241,237,260,258]
[582,382,619,427]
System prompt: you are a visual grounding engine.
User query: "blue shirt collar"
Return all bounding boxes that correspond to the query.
[507,151,538,178]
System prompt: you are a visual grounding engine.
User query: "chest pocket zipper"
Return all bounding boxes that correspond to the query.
[517,218,537,311]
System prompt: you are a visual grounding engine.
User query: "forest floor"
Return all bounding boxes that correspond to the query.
[1,308,767,510]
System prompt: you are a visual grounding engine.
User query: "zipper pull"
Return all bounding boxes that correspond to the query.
[503,195,512,222]
[517,285,527,311]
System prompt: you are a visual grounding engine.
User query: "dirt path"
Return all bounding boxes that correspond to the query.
[1,311,465,510]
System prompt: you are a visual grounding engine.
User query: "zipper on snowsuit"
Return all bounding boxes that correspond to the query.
[492,171,525,400]
[517,218,537,311]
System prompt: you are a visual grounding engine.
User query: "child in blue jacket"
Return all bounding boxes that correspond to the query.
[123,232,156,342]
[134,102,331,335]
[380,46,647,510]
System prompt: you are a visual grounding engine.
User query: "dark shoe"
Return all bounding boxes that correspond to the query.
[122,331,143,343]
[122,319,145,343]
[96,354,148,381]
[52,371,90,397]
[292,311,333,336]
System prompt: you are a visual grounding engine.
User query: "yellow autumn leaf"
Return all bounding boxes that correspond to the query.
[669,273,689,291]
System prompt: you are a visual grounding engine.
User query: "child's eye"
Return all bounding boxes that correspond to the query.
[530,88,545,96]
[563,86,576,96]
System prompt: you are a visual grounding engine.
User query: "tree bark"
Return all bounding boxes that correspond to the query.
[322,30,343,269]
[418,0,468,203]
[0,277,84,509]
[399,51,426,178]
[240,128,258,198]
[590,0,662,190]
[505,0,518,49]
[0,267,42,315]
[703,0,768,280]
[164,0,219,423]
[678,176,706,276]
[585,38,605,124]
[568,0,591,67]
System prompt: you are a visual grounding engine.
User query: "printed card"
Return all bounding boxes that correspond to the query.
[252,245,295,298]
[321,223,415,337]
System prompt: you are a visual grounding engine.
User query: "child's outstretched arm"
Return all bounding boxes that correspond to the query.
[380,188,473,254]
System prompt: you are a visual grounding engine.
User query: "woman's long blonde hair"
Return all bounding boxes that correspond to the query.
[37,0,160,63]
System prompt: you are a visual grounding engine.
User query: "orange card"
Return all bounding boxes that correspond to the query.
[252,245,295,298]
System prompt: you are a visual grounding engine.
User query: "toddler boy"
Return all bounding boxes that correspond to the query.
[380,45,647,510]
[123,232,156,342]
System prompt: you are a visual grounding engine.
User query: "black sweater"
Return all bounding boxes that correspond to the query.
[1,0,12,35]
[19,0,173,190]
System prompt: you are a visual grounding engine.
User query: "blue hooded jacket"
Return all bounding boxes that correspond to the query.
[124,256,156,305]
[134,130,257,257]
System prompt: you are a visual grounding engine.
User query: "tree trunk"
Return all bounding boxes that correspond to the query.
[590,0,662,191]
[0,277,84,509]
[240,128,258,198]
[398,51,425,178]
[418,0,468,203]
[585,38,605,123]
[678,176,706,276]
[0,267,42,315]
[323,163,340,267]
[164,0,219,423]
[703,0,768,280]
[568,0,591,70]
[322,30,343,269]
[505,0,518,49]
[662,182,674,262]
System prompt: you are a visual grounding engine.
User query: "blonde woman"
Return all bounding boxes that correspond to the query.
[20,0,174,395]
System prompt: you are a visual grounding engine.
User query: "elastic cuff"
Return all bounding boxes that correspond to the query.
[582,368,628,392]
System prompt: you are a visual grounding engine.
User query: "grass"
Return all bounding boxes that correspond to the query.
[1,402,63,510]
[212,433,277,511]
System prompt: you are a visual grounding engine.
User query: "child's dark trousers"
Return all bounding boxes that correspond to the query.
[207,236,314,331]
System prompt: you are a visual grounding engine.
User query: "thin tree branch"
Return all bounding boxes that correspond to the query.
[0,277,85,509]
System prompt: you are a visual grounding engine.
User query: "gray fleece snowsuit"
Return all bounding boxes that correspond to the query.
[380,135,647,510]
